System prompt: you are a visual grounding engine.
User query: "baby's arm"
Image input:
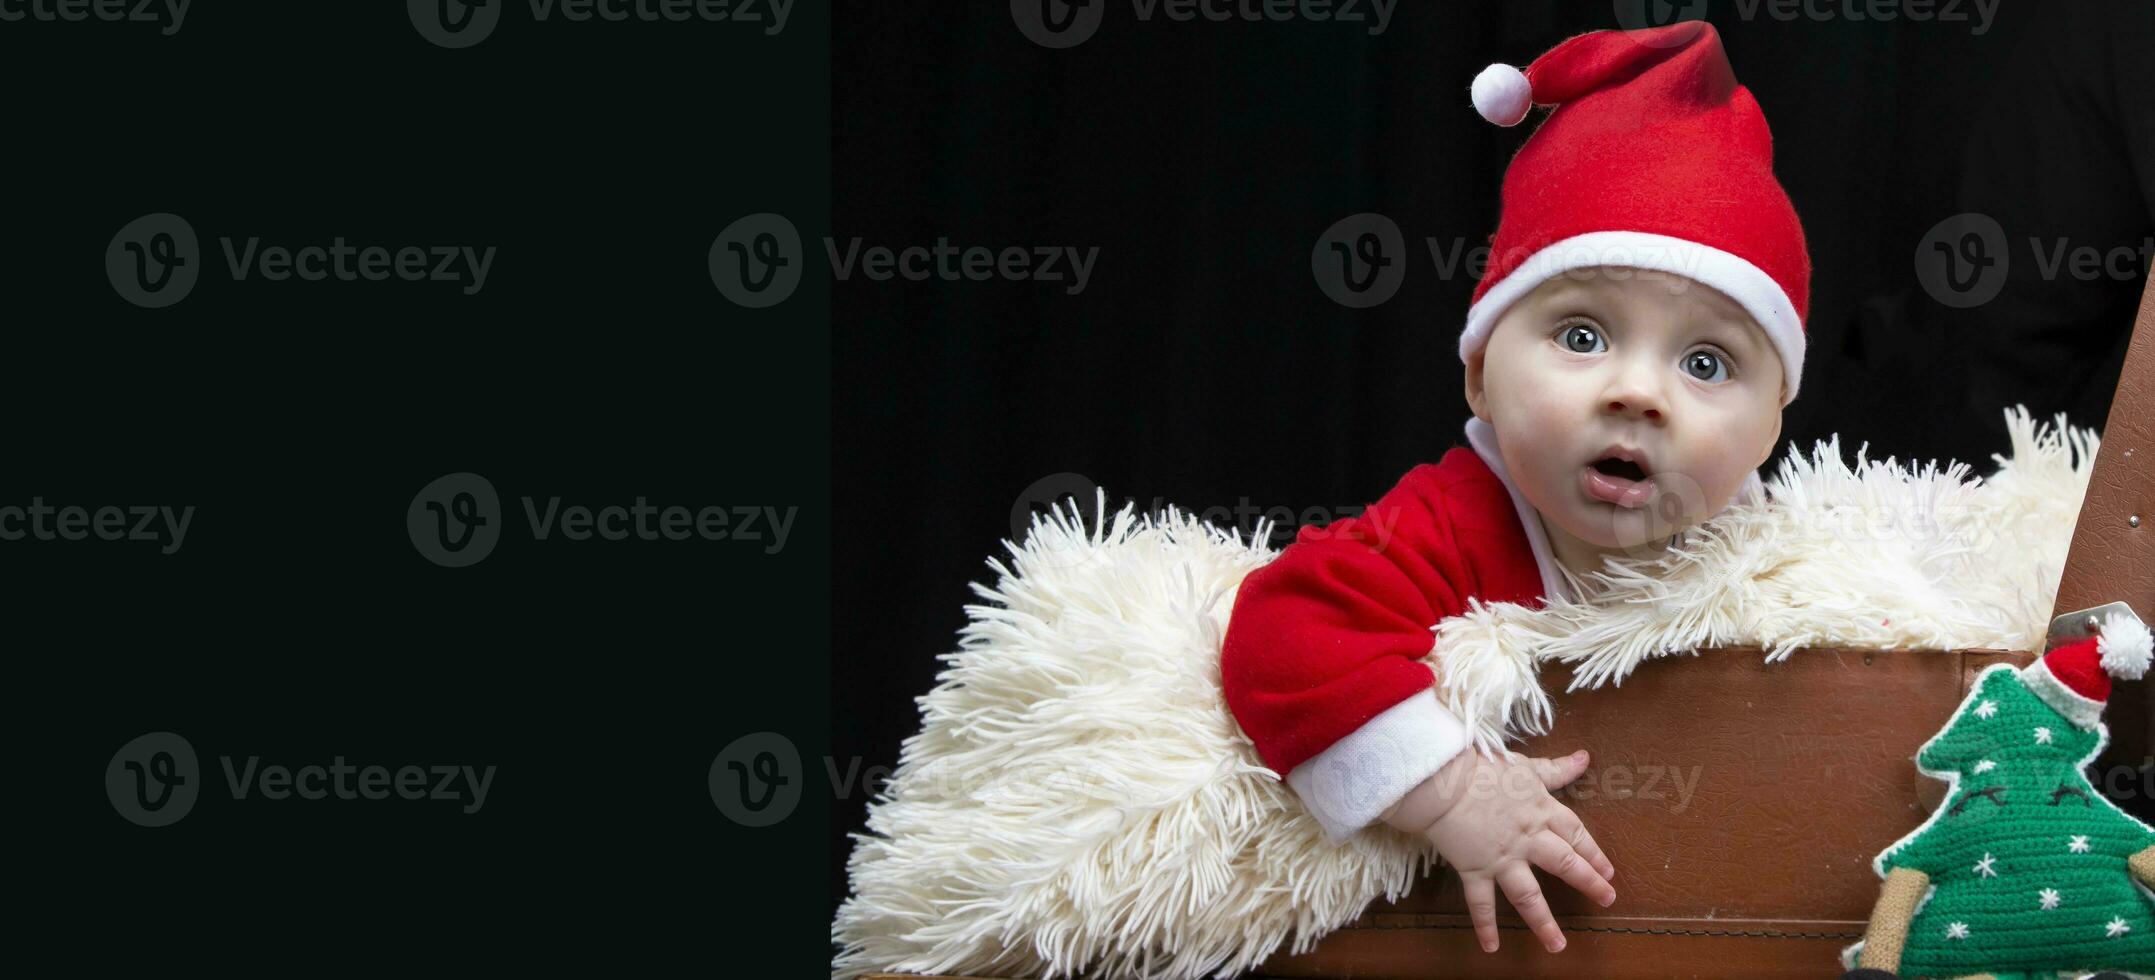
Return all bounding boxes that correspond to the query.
[1221,463,1485,838]
[1218,461,1617,953]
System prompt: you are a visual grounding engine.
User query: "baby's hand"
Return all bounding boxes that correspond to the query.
[1380,748,1616,954]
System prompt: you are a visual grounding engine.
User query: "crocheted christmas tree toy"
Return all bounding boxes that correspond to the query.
[1842,609,2155,980]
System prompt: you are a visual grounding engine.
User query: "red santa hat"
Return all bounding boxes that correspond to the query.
[1462,20,1812,404]
[2022,609,2155,730]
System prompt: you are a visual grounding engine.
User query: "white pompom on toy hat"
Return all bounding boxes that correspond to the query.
[1470,63,1533,127]
[2099,608,2155,680]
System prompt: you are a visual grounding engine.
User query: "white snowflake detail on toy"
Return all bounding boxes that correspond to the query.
[1975,700,1998,719]
[1945,921,1971,940]
[1972,853,1998,878]
[2070,835,2093,854]
[2035,726,2054,744]
[2109,916,2132,938]
[2040,888,2061,910]
[1972,759,1997,774]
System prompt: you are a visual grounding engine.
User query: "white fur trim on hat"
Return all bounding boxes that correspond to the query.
[1458,231,1806,405]
[2098,608,2153,680]
[1471,63,1533,127]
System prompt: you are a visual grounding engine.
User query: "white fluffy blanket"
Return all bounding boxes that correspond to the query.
[831,407,2100,980]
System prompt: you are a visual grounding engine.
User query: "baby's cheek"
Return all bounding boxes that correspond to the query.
[1687,438,1755,511]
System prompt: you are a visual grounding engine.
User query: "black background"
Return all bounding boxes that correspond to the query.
[15,0,830,969]
[835,0,2153,935]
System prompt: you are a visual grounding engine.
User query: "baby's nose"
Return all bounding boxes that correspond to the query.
[1606,399,1663,421]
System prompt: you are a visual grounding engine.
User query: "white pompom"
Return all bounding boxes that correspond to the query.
[2097,609,2154,680]
[1471,63,1533,127]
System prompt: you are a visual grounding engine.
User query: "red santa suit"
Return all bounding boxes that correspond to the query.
[1222,19,1809,842]
[1221,417,1766,841]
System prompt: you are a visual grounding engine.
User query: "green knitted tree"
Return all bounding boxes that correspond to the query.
[1844,610,2155,980]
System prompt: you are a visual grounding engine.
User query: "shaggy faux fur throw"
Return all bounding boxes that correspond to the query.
[831,407,2102,980]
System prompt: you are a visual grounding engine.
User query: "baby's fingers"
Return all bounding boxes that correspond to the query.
[1463,875,1501,953]
[1529,829,1615,908]
[1549,807,1616,883]
[1497,864,1565,953]
[1527,749,1591,791]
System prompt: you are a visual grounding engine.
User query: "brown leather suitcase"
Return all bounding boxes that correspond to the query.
[1253,649,2143,979]
[1256,277,2155,979]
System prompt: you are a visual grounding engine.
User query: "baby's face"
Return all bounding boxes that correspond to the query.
[1465,265,1785,552]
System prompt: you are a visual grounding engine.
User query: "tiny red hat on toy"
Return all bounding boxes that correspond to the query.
[2023,610,2155,729]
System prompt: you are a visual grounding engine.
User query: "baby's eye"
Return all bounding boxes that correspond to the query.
[1683,348,1732,383]
[1558,323,1604,353]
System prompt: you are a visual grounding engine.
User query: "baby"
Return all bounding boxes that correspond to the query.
[1220,20,1809,957]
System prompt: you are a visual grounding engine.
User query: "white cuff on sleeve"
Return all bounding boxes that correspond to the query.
[1285,687,1472,842]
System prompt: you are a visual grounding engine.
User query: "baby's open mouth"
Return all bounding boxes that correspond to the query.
[1582,456,1653,508]
[1589,457,1648,482]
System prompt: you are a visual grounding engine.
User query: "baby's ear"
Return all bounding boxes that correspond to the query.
[1756,411,1783,469]
[1463,350,1488,420]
